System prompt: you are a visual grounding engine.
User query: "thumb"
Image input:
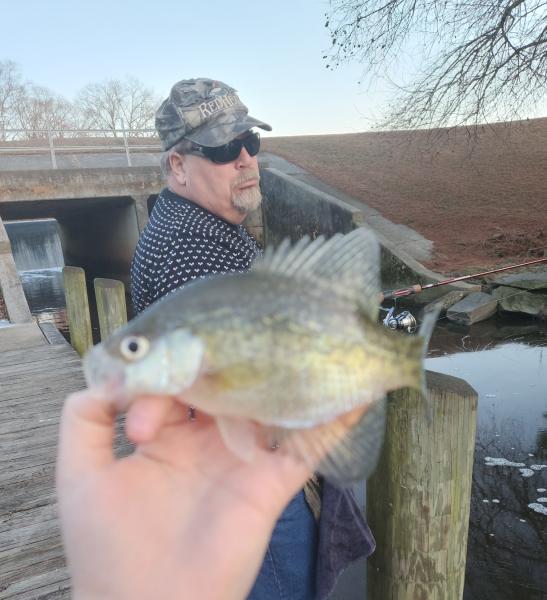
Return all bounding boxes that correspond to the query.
[56,388,117,485]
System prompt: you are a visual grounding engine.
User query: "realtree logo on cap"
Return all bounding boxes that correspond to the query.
[198,92,244,119]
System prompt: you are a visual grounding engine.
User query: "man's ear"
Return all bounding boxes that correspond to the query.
[169,152,187,187]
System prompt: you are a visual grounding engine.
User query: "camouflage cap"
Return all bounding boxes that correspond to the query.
[155,78,272,150]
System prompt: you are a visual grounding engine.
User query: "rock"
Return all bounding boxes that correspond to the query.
[492,286,547,319]
[491,270,547,291]
[423,290,467,315]
[446,292,498,325]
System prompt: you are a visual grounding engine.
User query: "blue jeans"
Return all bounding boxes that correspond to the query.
[247,490,318,600]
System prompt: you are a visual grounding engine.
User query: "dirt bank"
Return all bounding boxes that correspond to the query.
[262,118,547,276]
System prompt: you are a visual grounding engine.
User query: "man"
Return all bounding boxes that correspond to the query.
[131,78,374,599]
[131,79,266,314]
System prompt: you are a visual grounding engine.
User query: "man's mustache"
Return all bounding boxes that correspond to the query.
[232,170,260,189]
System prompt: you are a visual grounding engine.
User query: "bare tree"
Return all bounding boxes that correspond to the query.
[14,85,76,138]
[119,77,160,135]
[324,0,547,128]
[75,77,159,136]
[0,60,26,139]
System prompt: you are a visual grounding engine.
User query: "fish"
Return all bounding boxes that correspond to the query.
[83,228,438,486]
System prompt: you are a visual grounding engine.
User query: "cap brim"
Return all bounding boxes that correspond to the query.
[185,112,272,147]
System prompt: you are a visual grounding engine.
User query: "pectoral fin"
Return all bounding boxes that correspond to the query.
[216,416,258,462]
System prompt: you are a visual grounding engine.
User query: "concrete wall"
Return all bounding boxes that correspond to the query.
[260,168,477,302]
[0,167,163,203]
[56,197,141,278]
[261,167,363,245]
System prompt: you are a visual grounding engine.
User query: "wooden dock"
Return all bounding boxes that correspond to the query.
[0,322,84,599]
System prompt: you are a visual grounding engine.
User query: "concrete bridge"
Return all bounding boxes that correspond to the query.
[0,167,163,323]
[0,166,161,268]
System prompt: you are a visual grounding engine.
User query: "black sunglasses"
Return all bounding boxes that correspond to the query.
[188,131,261,164]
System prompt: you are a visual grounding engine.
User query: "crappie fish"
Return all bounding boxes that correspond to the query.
[84,228,437,485]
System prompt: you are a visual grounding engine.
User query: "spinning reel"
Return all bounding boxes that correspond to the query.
[380,306,417,334]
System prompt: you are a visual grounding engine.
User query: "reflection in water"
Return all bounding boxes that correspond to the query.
[2,219,70,336]
[427,321,547,600]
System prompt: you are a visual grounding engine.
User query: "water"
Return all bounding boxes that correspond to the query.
[18,268,69,337]
[1,220,69,333]
[6,219,64,271]
[1,219,116,341]
[426,319,547,600]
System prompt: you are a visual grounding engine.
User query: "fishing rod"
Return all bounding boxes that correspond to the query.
[380,256,547,333]
[381,256,547,301]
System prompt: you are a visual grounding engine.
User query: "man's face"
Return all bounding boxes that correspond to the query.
[170,131,262,224]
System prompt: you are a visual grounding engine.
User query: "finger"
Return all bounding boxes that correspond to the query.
[56,388,117,483]
[261,452,313,510]
[125,395,186,443]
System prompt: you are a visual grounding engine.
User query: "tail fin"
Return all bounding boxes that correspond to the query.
[418,307,441,422]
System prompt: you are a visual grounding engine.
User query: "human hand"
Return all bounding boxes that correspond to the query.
[56,389,312,600]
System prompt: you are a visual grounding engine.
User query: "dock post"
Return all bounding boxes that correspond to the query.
[63,266,93,356]
[367,370,478,600]
[94,278,127,341]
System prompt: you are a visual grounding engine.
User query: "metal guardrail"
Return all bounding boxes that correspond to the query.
[0,127,162,168]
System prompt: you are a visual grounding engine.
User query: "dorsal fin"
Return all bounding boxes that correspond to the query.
[253,228,380,319]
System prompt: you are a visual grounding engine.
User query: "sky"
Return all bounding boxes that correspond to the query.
[4,0,546,137]
[2,0,396,137]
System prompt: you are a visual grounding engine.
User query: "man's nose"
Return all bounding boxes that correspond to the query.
[235,146,255,168]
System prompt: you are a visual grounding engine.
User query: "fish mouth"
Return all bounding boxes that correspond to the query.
[83,344,126,393]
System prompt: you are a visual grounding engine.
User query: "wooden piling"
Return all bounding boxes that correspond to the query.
[367,370,478,600]
[62,266,93,356]
[94,278,127,341]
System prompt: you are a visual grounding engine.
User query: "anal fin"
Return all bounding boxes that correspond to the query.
[262,399,386,487]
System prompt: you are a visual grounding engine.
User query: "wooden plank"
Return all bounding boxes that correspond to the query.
[0,475,56,517]
[0,324,46,352]
[1,378,83,399]
[0,506,59,547]
[0,325,83,599]
[0,372,82,391]
[0,346,81,369]
[0,375,84,398]
[0,568,70,599]
[38,324,67,346]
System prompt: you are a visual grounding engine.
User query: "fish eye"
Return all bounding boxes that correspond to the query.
[119,335,150,361]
